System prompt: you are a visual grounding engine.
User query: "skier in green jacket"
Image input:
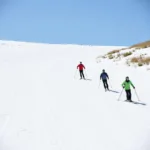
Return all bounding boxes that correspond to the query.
[122,76,135,102]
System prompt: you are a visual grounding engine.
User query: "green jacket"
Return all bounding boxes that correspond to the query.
[122,80,135,90]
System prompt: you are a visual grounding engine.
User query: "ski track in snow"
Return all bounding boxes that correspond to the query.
[0,40,150,150]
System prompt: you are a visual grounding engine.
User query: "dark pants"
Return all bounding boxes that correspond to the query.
[79,70,85,79]
[125,89,131,100]
[102,79,109,89]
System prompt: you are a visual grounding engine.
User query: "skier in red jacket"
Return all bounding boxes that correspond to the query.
[77,62,85,79]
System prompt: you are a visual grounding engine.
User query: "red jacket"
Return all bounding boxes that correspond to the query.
[77,64,85,70]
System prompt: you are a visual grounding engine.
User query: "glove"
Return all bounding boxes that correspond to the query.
[133,86,135,89]
[122,86,124,89]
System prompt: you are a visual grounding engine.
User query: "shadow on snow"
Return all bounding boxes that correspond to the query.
[124,101,147,106]
[131,101,146,106]
[85,79,92,81]
[109,89,120,93]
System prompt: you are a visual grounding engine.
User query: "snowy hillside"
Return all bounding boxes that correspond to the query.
[0,40,150,150]
[97,44,150,70]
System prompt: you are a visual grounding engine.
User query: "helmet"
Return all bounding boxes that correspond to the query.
[102,69,105,72]
[80,62,82,64]
[126,76,129,80]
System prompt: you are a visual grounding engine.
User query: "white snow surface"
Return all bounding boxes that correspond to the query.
[0,40,150,150]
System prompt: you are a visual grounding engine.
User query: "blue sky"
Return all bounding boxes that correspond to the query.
[0,0,150,46]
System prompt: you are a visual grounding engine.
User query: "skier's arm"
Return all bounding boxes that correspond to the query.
[100,74,102,80]
[122,82,125,88]
[77,65,79,69]
[83,65,85,69]
[106,73,109,79]
[130,81,135,88]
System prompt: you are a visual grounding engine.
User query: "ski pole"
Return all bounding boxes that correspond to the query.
[117,88,124,101]
[108,79,112,88]
[84,70,88,78]
[134,89,140,101]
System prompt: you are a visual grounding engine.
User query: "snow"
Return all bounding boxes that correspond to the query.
[98,46,150,70]
[0,115,9,138]
[0,40,150,150]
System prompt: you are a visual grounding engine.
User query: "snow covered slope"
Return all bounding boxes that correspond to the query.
[0,40,150,150]
[0,115,9,138]
[97,46,150,70]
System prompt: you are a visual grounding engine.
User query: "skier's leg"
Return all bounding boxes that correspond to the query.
[126,90,132,101]
[80,70,83,78]
[128,89,132,101]
[79,70,82,79]
[106,80,109,90]
[125,90,129,100]
[103,80,107,90]
[82,70,85,79]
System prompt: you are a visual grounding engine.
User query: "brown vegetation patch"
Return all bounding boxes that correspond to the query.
[130,56,150,65]
[123,52,132,57]
[107,50,120,55]
[130,57,140,63]
[108,54,114,59]
[130,40,150,49]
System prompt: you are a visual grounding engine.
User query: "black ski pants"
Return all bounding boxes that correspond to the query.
[125,89,132,100]
[79,70,85,79]
[102,79,109,89]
